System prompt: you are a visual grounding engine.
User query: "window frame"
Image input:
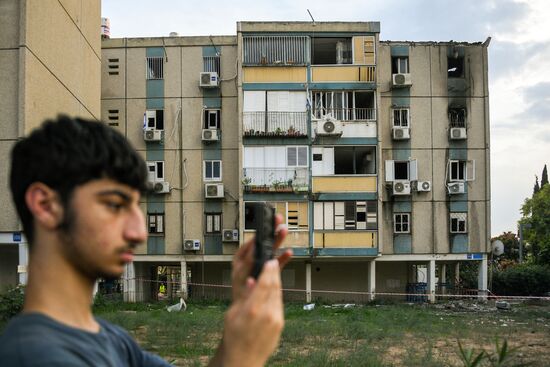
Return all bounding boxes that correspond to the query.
[287,146,308,167]
[144,109,164,131]
[204,109,221,130]
[392,56,409,74]
[146,56,164,80]
[394,213,411,234]
[205,213,222,234]
[448,160,475,182]
[147,161,165,182]
[313,201,377,231]
[148,213,165,234]
[203,160,222,181]
[392,108,410,127]
[450,212,468,233]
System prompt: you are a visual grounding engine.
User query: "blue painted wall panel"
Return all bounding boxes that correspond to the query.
[394,235,412,253]
[451,235,469,253]
[390,45,409,56]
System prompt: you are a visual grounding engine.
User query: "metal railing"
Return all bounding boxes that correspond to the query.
[449,119,467,128]
[312,107,376,121]
[146,57,163,80]
[203,56,220,75]
[243,111,308,137]
[242,167,309,191]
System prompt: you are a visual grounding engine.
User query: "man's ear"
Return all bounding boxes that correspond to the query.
[25,183,64,230]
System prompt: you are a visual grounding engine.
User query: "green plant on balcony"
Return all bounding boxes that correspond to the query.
[241,177,252,191]
[275,127,283,136]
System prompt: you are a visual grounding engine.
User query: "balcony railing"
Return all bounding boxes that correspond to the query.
[242,167,309,192]
[243,111,308,137]
[312,107,376,121]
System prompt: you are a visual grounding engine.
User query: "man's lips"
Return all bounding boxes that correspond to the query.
[120,251,134,262]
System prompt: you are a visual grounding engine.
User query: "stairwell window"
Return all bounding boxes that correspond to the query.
[204,160,222,181]
[448,160,475,182]
[448,56,464,78]
[147,161,164,182]
[450,212,467,233]
[205,213,222,233]
[394,213,410,234]
[392,108,410,127]
[148,213,164,234]
[146,57,163,79]
[204,109,221,129]
[392,57,409,74]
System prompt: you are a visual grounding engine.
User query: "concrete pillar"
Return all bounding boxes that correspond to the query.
[367,260,376,302]
[93,281,99,298]
[180,260,188,300]
[428,259,436,303]
[478,255,488,301]
[17,243,28,285]
[123,262,136,302]
[440,263,447,295]
[454,262,460,287]
[305,262,311,303]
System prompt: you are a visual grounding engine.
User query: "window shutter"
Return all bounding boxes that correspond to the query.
[298,147,308,166]
[314,202,324,230]
[243,91,265,112]
[287,147,297,166]
[385,160,395,182]
[409,159,418,181]
[466,160,476,181]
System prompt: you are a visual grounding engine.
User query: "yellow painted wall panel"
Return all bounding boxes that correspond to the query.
[243,67,306,83]
[244,231,308,248]
[353,37,364,64]
[312,176,377,193]
[298,203,308,228]
[314,231,377,248]
[312,66,360,82]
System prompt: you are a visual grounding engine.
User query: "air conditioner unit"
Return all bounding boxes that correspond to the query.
[447,182,465,195]
[222,229,239,242]
[392,127,410,140]
[143,129,162,142]
[392,73,412,87]
[450,127,467,140]
[316,117,342,136]
[205,183,224,199]
[183,239,201,251]
[416,180,432,192]
[392,180,411,195]
[151,181,170,194]
[200,72,219,88]
[202,129,220,142]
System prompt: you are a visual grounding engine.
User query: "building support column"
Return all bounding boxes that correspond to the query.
[440,263,447,296]
[123,262,136,303]
[93,281,99,299]
[428,259,436,303]
[17,242,28,285]
[478,255,488,301]
[454,262,460,287]
[305,262,311,303]
[180,260,188,300]
[367,260,376,302]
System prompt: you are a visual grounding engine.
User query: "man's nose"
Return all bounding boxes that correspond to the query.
[124,206,147,244]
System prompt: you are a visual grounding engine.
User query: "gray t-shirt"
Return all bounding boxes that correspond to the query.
[0,313,171,366]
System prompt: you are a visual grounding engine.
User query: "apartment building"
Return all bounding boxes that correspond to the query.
[102,22,490,303]
[0,0,101,289]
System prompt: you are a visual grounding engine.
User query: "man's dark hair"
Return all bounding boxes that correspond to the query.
[10,115,148,246]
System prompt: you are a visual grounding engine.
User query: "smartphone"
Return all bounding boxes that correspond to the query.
[248,203,276,279]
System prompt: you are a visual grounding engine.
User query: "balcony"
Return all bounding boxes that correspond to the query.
[243,111,308,137]
[242,167,309,193]
[312,107,376,122]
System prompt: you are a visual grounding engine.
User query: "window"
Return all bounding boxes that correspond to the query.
[144,110,164,130]
[392,108,410,127]
[243,36,309,65]
[392,57,409,74]
[450,212,467,233]
[147,161,164,182]
[107,109,119,127]
[148,213,164,234]
[448,160,475,182]
[204,160,222,181]
[287,146,308,167]
[313,201,377,230]
[312,37,352,65]
[448,107,466,128]
[203,56,220,75]
[205,213,221,233]
[108,58,119,76]
[394,213,410,234]
[385,160,418,182]
[448,56,464,77]
[245,202,308,230]
[311,91,375,120]
[146,57,163,79]
[204,109,220,129]
[334,146,376,175]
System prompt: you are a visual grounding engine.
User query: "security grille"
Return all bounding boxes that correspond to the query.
[203,56,220,75]
[243,36,309,65]
[146,57,164,79]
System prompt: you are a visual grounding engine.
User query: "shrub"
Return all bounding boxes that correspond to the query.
[0,286,25,322]
[492,264,550,296]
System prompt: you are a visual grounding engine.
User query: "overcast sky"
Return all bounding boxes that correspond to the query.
[102,0,550,237]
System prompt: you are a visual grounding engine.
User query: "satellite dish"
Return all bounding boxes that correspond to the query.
[492,240,504,256]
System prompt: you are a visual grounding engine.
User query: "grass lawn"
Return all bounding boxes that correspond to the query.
[95,300,550,366]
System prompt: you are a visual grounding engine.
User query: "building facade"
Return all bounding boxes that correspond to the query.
[103,22,491,303]
[0,0,101,289]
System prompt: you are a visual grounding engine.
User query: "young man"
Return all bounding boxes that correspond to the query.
[0,116,292,366]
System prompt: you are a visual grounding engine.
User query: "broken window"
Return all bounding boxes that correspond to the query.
[450,212,467,233]
[394,213,410,234]
[392,108,410,127]
[204,109,221,129]
[312,37,352,65]
[448,56,464,77]
[146,57,163,79]
[334,146,376,175]
[448,107,466,128]
[314,201,377,231]
[147,161,164,182]
[148,213,164,234]
[311,91,375,120]
[205,213,222,233]
[144,110,164,130]
[448,160,475,182]
[392,57,409,74]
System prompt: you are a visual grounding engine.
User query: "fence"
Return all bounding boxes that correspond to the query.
[312,107,376,121]
[243,111,308,137]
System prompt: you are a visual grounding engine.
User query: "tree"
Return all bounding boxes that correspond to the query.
[542,164,549,188]
[491,231,520,264]
[533,175,540,195]
[521,184,550,265]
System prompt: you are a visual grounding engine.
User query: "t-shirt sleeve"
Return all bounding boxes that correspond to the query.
[140,350,173,366]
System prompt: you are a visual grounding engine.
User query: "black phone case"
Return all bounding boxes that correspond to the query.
[251,203,275,279]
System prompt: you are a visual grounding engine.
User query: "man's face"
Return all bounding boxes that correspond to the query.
[59,178,147,280]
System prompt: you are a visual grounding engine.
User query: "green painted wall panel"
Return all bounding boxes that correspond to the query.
[451,235,468,253]
[204,236,223,255]
[146,80,164,99]
[450,201,468,212]
[146,47,165,57]
[393,201,412,212]
[390,45,409,56]
[394,234,412,253]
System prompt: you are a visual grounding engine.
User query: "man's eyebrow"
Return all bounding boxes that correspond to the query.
[95,190,132,202]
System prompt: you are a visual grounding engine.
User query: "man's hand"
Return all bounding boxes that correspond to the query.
[231,214,292,302]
